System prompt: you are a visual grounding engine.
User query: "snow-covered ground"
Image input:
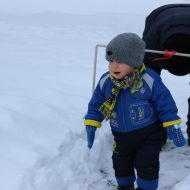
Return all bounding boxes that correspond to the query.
[0,4,190,190]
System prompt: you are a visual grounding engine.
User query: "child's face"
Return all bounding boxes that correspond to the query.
[108,60,135,79]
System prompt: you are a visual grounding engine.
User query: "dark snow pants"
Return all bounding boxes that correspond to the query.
[187,97,190,145]
[112,121,162,180]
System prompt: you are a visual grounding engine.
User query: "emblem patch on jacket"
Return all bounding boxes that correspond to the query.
[129,102,152,125]
[134,87,146,96]
[110,112,118,127]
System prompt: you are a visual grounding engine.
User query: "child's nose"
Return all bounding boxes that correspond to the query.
[111,61,119,68]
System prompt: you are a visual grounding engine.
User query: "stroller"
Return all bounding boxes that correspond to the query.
[142,4,190,145]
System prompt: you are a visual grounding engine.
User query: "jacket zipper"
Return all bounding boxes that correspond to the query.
[121,91,127,131]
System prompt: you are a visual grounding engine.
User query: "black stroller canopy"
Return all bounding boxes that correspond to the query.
[143,4,190,76]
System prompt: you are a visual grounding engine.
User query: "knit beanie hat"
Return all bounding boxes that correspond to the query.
[105,33,145,68]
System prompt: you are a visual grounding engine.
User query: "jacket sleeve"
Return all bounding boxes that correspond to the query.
[84,79,106,128]
[151,73,181,127]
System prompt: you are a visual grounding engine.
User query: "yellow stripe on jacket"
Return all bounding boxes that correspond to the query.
[163,119,182,128]
[84,120,101,128]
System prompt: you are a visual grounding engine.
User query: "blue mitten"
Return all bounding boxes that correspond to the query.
[166,124,186,147]
[166,126,174,140]
[86,126,96,149]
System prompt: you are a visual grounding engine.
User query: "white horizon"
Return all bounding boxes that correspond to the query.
[0,0,188,14]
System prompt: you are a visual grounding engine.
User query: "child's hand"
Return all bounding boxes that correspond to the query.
[166,124,186,147]
[86,126,96,149]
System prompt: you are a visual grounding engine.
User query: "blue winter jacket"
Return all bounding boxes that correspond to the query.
[84,68,181,132]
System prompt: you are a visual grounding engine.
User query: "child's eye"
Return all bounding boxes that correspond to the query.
[109,60,114,63]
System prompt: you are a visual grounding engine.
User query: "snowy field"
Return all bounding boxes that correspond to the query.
[0,3,190,190]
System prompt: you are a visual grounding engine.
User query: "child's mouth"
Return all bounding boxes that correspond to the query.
[114,72,121,75]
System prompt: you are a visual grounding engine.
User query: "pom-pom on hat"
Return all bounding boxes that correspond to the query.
[106,33,145,68]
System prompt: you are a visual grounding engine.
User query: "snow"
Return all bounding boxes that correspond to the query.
[0,1,190,190]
